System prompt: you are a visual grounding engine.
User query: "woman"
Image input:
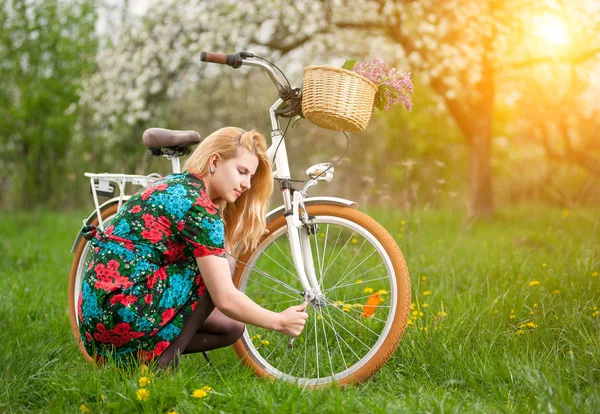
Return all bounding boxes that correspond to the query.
[78,127,309,368]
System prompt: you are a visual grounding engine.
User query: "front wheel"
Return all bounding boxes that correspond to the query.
[232,205,411,387]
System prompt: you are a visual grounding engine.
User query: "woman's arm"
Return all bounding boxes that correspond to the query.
[196,255,308,336]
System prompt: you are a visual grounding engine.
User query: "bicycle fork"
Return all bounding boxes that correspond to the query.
[281,187,325,307]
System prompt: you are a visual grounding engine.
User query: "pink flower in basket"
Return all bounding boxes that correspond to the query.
[343,59,414,112]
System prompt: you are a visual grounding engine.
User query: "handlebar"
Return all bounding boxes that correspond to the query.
[200,51,293,100]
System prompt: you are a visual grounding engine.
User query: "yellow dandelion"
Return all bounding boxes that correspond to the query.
[410,303,415,310]
[542,263,547,267]
[136,388,149,401]
[192,389,208,399]
[333,300,344,308]
[529,281,540,287]
[516,330,525,335]
[353,303,364,309]
[423,291,432,296]
[420,327,427,331]
[138,376,150,387]
[342,304,352,313]
[351,238,358,244]
[561,209,569,218]
[510,309,515,314]
[364,287,374,294]
[519,323,527,329]
[509,315,515,319]
[437,311,448,317]
[407,319,414,326]
[423,303,429,308]
[527,322,537,328]
[378,289,388,295]
[411,310,418,316]
[397,233,403,239]
[533,303,538,309]
[80,404,91,413]
[530,311,535,315]
[592,272,598,277]
[593,311,599,317]
[553,290,560,294]
[422,276,427,282]
[319,232,324,238]
[317,315,322,320]
[261,340,270,346]
[355,279,363,284]
[401,220,406,225]
[168,411,177,414]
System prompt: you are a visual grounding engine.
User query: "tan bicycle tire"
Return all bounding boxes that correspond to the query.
[68,203,120,364]
[231,204,411,388]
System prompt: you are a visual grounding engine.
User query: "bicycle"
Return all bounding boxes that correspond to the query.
[68,52,411,388]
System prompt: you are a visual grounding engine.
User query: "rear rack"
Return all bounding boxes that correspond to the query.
[85,173,161,230]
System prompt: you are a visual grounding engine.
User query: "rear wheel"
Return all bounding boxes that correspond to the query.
[68,203,119,363]
[232,205,411,387]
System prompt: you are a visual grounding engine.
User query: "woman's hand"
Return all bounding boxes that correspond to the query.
[276,302,309,337]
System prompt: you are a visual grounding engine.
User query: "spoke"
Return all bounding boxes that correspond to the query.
[324,298,386,335]
[337,238,368,280]
[327,240,370,292]
[272,239,295,269]
[321,306,359,363]
[323,229,354,277]
[317,224,330,289]
[314,304,319,380]
[326,291,392,306]
[246,277,300,302]
[319,307,335,376]
[262,251,300,283]
[324,225,343,273]
[264,331,289,361]
[244,264,302,296]
[325,274,389,293]
[323,305,348,370]
[322,309,372,353]
[314,229,324,284]
[259,297,308,307]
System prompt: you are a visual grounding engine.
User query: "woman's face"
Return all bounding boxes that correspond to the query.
[208,147,259,204]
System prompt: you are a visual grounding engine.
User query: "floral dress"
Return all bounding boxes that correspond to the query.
[78,172,226,364]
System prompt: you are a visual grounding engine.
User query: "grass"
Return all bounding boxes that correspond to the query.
[0,205,599,413]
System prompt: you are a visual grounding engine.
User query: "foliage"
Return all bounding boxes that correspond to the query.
[0,0,97,208]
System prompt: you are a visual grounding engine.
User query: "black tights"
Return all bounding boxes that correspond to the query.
[156,256,244,368]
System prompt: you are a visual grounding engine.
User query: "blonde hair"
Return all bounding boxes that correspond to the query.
[183,127,273,257]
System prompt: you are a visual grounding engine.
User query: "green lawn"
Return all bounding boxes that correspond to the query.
[1,205,598,413]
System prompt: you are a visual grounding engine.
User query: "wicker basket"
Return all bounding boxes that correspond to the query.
[302,65,377,132]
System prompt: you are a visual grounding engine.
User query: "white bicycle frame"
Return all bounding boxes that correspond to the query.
[83,57,353,304]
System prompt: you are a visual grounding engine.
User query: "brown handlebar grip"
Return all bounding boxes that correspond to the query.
[201,52,227,64]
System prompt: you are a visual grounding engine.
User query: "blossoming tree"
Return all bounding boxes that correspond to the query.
[80,0,600,216]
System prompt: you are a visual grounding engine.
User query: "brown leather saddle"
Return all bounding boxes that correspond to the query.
[142,128,202,156]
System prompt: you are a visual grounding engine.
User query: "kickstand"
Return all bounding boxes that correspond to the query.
[202,351,212,365]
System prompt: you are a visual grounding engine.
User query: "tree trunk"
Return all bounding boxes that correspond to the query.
[467,123,494,218]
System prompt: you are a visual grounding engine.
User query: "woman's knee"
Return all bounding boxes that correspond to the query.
[226,320,245,343]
